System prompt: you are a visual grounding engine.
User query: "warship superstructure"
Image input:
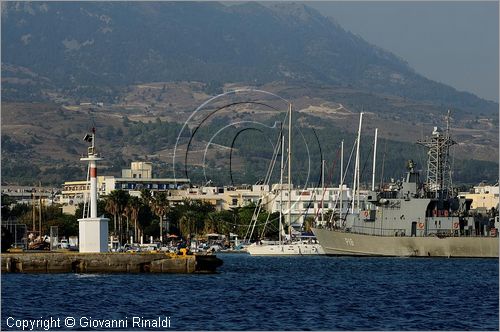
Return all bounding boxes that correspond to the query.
[312,120,499,258]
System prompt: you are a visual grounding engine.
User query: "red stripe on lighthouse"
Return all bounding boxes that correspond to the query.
[90,167,97,178]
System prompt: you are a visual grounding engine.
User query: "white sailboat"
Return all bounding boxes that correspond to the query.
[246,104,325,256]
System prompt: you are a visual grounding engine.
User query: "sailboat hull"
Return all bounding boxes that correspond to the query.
[246,242,325,256]
[312,228,499,258]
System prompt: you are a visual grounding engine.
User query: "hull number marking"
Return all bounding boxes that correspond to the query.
[344,238,354,246]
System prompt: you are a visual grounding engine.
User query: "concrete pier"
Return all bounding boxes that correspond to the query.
[1,252,223,274]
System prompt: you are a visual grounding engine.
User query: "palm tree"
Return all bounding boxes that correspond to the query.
[140,189,152,206]
[204,212,219,234]
[179,210,197,240]
[123,202,132,244]
[105,191,119,235]
[106,190,130,245]
[150,191,169,243]
[128,196,142,242]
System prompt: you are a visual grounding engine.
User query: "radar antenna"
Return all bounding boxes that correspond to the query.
[416,110,456,200]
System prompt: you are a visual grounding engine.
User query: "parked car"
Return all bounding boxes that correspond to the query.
[58,239,69,249]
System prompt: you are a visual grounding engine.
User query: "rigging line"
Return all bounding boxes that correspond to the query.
[300,128,323,226]
[314,146,341,222]
[359,140,375,186]
[312,128,324,190]
[245,134,282,241]
[173,89,292,181]
[263,128,284,185]
[223,219,278,227]
[379,140,388,190]
[329,138,357,225]
[229,127,266,186]
[235,120,288,242]
[183,101,284,180]
[259,207,275,238]
[336,138,375,223]
[291,128,313,216]
[337,138,375,225]
[203,120,279,184]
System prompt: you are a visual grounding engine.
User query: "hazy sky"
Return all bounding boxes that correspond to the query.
[305,1,499,102]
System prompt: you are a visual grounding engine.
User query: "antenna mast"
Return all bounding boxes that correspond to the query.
[417,110,456,200]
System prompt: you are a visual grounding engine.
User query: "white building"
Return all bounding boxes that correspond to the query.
[59,161,190,214]
[267,185,353,226]
[168,184,270,211]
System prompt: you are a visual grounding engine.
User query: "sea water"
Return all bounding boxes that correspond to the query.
[2,254,498,330]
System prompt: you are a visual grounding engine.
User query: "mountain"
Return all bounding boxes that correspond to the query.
[1,2,498,187]
[1,1,497,115]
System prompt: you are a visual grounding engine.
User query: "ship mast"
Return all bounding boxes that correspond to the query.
[287,103,292,239]
[371,128,378,191]
[417,110,456,200]
[352,112,363,213]
[279,135,284,246]
[339,140,344,224]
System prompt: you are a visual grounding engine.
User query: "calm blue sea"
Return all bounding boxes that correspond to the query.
[2,254,499,331]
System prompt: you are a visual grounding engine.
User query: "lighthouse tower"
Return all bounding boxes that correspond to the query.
[78,128,109,252]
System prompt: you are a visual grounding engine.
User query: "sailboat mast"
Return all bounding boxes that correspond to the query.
[339,140,344,223]
[321,159,325,223]
[352,112,363,213]
[32,188,36,235]
[288,104,292,238]
[279,135,284,245]
[371,128,378,191]
[38,181,42,238]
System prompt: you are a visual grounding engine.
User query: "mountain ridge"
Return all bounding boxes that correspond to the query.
[1,1,497,114]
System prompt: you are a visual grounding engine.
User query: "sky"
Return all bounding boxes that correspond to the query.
[304,1,499,102]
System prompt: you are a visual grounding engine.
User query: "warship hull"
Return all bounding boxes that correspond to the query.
[312,228,499,258]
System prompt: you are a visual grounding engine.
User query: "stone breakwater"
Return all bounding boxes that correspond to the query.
[1,252,223,273]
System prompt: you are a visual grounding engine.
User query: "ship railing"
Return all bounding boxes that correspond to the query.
[339,226,499,238]
[343,226,408,237]
[427,228,498,238]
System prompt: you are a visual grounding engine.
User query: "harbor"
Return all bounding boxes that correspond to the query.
[1,126,226,274]
[2,2,499,330]
[2,110,498,260]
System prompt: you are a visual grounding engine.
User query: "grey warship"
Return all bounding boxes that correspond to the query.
[312,121,499,258]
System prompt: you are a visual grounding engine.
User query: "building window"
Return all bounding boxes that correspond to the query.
[303,202,312,209]
[232,198,238,206]
[133,174,136,178]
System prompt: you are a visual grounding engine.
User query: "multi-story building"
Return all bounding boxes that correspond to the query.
[461,182,499,212]
[1,185,57,206]
[168,185,269,211]
[266,184,353,227]
[59,161,190,214]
